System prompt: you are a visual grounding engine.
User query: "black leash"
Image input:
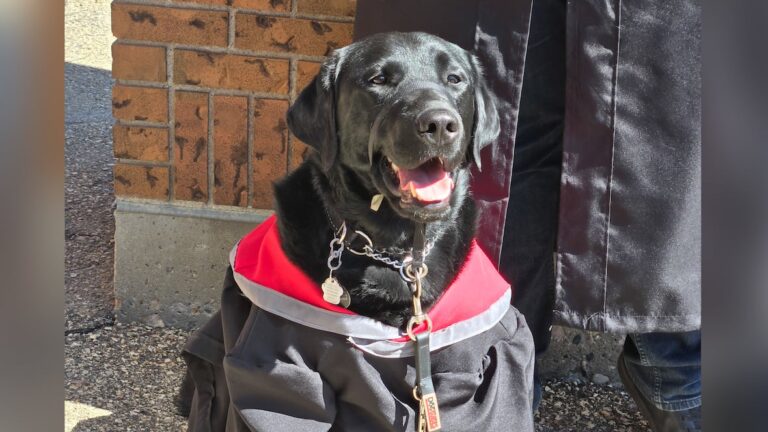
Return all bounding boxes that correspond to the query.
[323,206,442,430]
[406,222,441,431]
[411,222,427,267]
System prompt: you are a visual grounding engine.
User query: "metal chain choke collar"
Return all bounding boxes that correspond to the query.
[329,220,435,279]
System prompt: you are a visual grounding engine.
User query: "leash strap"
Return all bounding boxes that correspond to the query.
[412,222,427,267]
[408,222,441,431]
[414,332,441,431]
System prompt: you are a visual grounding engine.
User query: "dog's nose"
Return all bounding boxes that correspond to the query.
[416,109,461,144]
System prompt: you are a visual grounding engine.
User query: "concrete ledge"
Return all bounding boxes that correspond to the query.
[116,198,271,223]
[114,201,269,329]
[539,326,625,384]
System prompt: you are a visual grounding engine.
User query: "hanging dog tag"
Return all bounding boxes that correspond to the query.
[322,277,344,304]
[322,277,350,307]
[414,332,441,431]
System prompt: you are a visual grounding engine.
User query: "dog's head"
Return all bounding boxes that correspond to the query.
[287,32,499,222]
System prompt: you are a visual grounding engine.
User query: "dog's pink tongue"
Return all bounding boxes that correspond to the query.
[398,162,454,203]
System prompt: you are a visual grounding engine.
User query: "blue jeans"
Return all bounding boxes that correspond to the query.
[532,331,701,413]
[622,330,701,411]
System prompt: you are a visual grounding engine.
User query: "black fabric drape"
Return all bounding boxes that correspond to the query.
[355,0,701,334]
[554,0,701,332]
[182,269,536,431]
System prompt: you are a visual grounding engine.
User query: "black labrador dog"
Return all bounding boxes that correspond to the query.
[279,31,500,326]
[179,32,536,431]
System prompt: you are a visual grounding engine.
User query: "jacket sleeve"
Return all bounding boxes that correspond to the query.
[182,268,246,432]
[182,309,239,432]
[183,267,337,431]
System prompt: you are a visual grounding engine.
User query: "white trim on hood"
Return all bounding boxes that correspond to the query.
[230,244,511,358]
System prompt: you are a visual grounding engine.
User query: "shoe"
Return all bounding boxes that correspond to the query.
[617,353,701,432]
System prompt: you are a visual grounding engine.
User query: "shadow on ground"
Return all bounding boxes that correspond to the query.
[65,62,116,332]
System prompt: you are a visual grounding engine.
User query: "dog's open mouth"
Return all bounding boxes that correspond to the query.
[382,156,455,205]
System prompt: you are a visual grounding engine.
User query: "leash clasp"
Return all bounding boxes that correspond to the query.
[405,261,431,341]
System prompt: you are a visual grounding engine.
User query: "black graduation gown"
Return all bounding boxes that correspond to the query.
[182,217,535,431]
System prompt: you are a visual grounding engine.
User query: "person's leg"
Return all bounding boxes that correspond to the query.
[498,0,567,411]
[619,330,701,431]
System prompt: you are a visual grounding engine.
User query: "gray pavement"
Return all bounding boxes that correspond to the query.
[64,1,651,430]
[65,324,189,431]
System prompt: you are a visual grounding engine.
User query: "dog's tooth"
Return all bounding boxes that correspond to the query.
[408,182,417,196]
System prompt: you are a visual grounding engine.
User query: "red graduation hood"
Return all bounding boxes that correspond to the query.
[233,215,511,335]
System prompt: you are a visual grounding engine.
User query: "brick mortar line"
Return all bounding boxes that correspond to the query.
[228,8,236,49]
[114,122,168,130]
[238,11,355,23]
[113,1,355,22]
[115,79,291,99]
[288,58,299,103]
[115,79,169,89]
[115,39,328,62]
[116,158,172,168]
[115,119,169,128]
[174,86,290,99]
[111,0,236,12]
[116,2,355,22]
[207,92,215,205]
[246,95,254,208]
[113,0,226,8]
[167,45,176,202]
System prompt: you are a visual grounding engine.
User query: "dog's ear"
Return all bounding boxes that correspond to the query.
[469,56,500,171]
[287,51,343,172]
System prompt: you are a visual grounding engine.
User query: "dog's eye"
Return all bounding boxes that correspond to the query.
[369,74,387,85]
[447,74,462,84]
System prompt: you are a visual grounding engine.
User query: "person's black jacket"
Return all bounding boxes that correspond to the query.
[355,0,701,335]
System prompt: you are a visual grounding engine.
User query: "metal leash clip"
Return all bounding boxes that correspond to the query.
[405,262,431,340]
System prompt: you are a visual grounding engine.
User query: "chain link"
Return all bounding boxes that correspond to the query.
[327,238,344,271]
[326,217,434,274]
[346,234,434,272]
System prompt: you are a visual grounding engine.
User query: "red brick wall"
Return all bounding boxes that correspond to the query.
[111,0,355,208]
